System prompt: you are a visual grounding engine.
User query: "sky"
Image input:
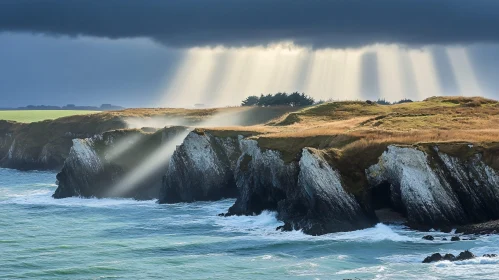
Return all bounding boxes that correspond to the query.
[1,0,499,107]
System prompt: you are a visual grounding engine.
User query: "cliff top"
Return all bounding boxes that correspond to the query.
[201,96,499,164]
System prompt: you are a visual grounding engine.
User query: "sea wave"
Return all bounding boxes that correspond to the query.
[1,188,157,208]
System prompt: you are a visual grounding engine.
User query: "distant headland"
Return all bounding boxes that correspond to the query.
[0,104,124,111]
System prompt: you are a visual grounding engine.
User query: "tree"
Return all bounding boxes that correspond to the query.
[241,96,259,106]
[240,92,315,107]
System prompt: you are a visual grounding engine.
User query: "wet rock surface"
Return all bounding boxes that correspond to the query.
[423,250,477,263]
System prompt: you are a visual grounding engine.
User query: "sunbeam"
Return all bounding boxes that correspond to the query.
[446,46,483,96]
[408,48,442,99]
[157,43,473,107]
[377,45,405,101]
[106,129,191,197]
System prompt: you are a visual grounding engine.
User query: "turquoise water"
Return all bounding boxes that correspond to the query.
[1,168,499,280]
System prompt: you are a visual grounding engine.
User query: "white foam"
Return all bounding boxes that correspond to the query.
[1,187,156,208]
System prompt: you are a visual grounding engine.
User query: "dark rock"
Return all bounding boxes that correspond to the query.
[443,254,456,261]
[423,251,476,263]
[451,236,460,241]
[456,219,499,235]
[442,238,447,241]
[423,253,443,263]
[483,254,497,258]
[422,235,435,241]
[455,250,475,261]
[276,223,293,232]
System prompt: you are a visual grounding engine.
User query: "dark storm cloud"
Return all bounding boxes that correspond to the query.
[0,0,499,48]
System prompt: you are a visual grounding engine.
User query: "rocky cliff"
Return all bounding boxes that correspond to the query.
[366,144,499,230]
[0,116,126,171]
[160,132,377,235]
[53,126,189,200]
[160,131,499,235]
[159,130,241,203]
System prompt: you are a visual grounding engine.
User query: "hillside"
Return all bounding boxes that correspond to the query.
[0,106,298,170]
[205,96,499,158]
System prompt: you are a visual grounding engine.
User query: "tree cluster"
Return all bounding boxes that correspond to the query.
[241,92,315,107]
[375,98,413,105]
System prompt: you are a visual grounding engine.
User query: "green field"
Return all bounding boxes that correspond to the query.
[0,110,100,123]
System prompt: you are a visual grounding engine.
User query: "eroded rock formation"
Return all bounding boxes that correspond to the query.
[367,145,499,230]
[54,126,188,200]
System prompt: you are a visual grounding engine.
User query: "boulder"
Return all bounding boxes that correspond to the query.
[422,235,434,241]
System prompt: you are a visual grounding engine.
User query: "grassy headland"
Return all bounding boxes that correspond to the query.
[0,110,100,123]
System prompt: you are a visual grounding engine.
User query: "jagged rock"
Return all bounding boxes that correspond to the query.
[423,251,476,263]
[422,235,434,241]
[367,145,499,229]
[159,131,241,203]
[54,126,188,199]
[423,253,443,263]
[451,236,460,241]
[228,143,376,235]
[456,219,499,234]
[443,254,456,261]
[276,223,293,232]
[455,250,475,261]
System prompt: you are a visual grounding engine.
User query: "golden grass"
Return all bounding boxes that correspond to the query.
[200,96,499,163]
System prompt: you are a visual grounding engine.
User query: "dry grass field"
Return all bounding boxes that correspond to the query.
[205,96,499,164]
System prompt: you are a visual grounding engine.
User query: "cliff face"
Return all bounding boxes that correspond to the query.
[161,133,376,235]
[0,117,126,171]
[366,145,499,230]
[160,132,499,235]
[228,142,376,235]
[159,131,241,203]
[53,126,188,200]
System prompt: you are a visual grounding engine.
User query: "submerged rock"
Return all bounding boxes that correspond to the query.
[423,253,444,263]
[423,250,476,263]
[422,235,434,241]
[451,236,461,241]
[455,250,475,261]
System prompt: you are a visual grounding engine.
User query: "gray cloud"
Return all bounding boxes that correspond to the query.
[1,0,499,49]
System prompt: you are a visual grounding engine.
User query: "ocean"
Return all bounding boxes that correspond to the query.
[1,168,498,280]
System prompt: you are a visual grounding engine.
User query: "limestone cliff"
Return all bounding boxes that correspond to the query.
[0,117,126,171]
[159,131,241,203]
[53,126,188,199]
[366,144,499,230]
[160,132,499,235]
[160,133,376,235]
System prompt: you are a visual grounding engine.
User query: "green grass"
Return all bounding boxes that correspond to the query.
[0,110,100,123]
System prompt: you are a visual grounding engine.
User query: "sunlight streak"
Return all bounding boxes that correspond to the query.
[446,47,482,96]
[408,48,441,99]
[158,43,467,106]
[377,45,404,101]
